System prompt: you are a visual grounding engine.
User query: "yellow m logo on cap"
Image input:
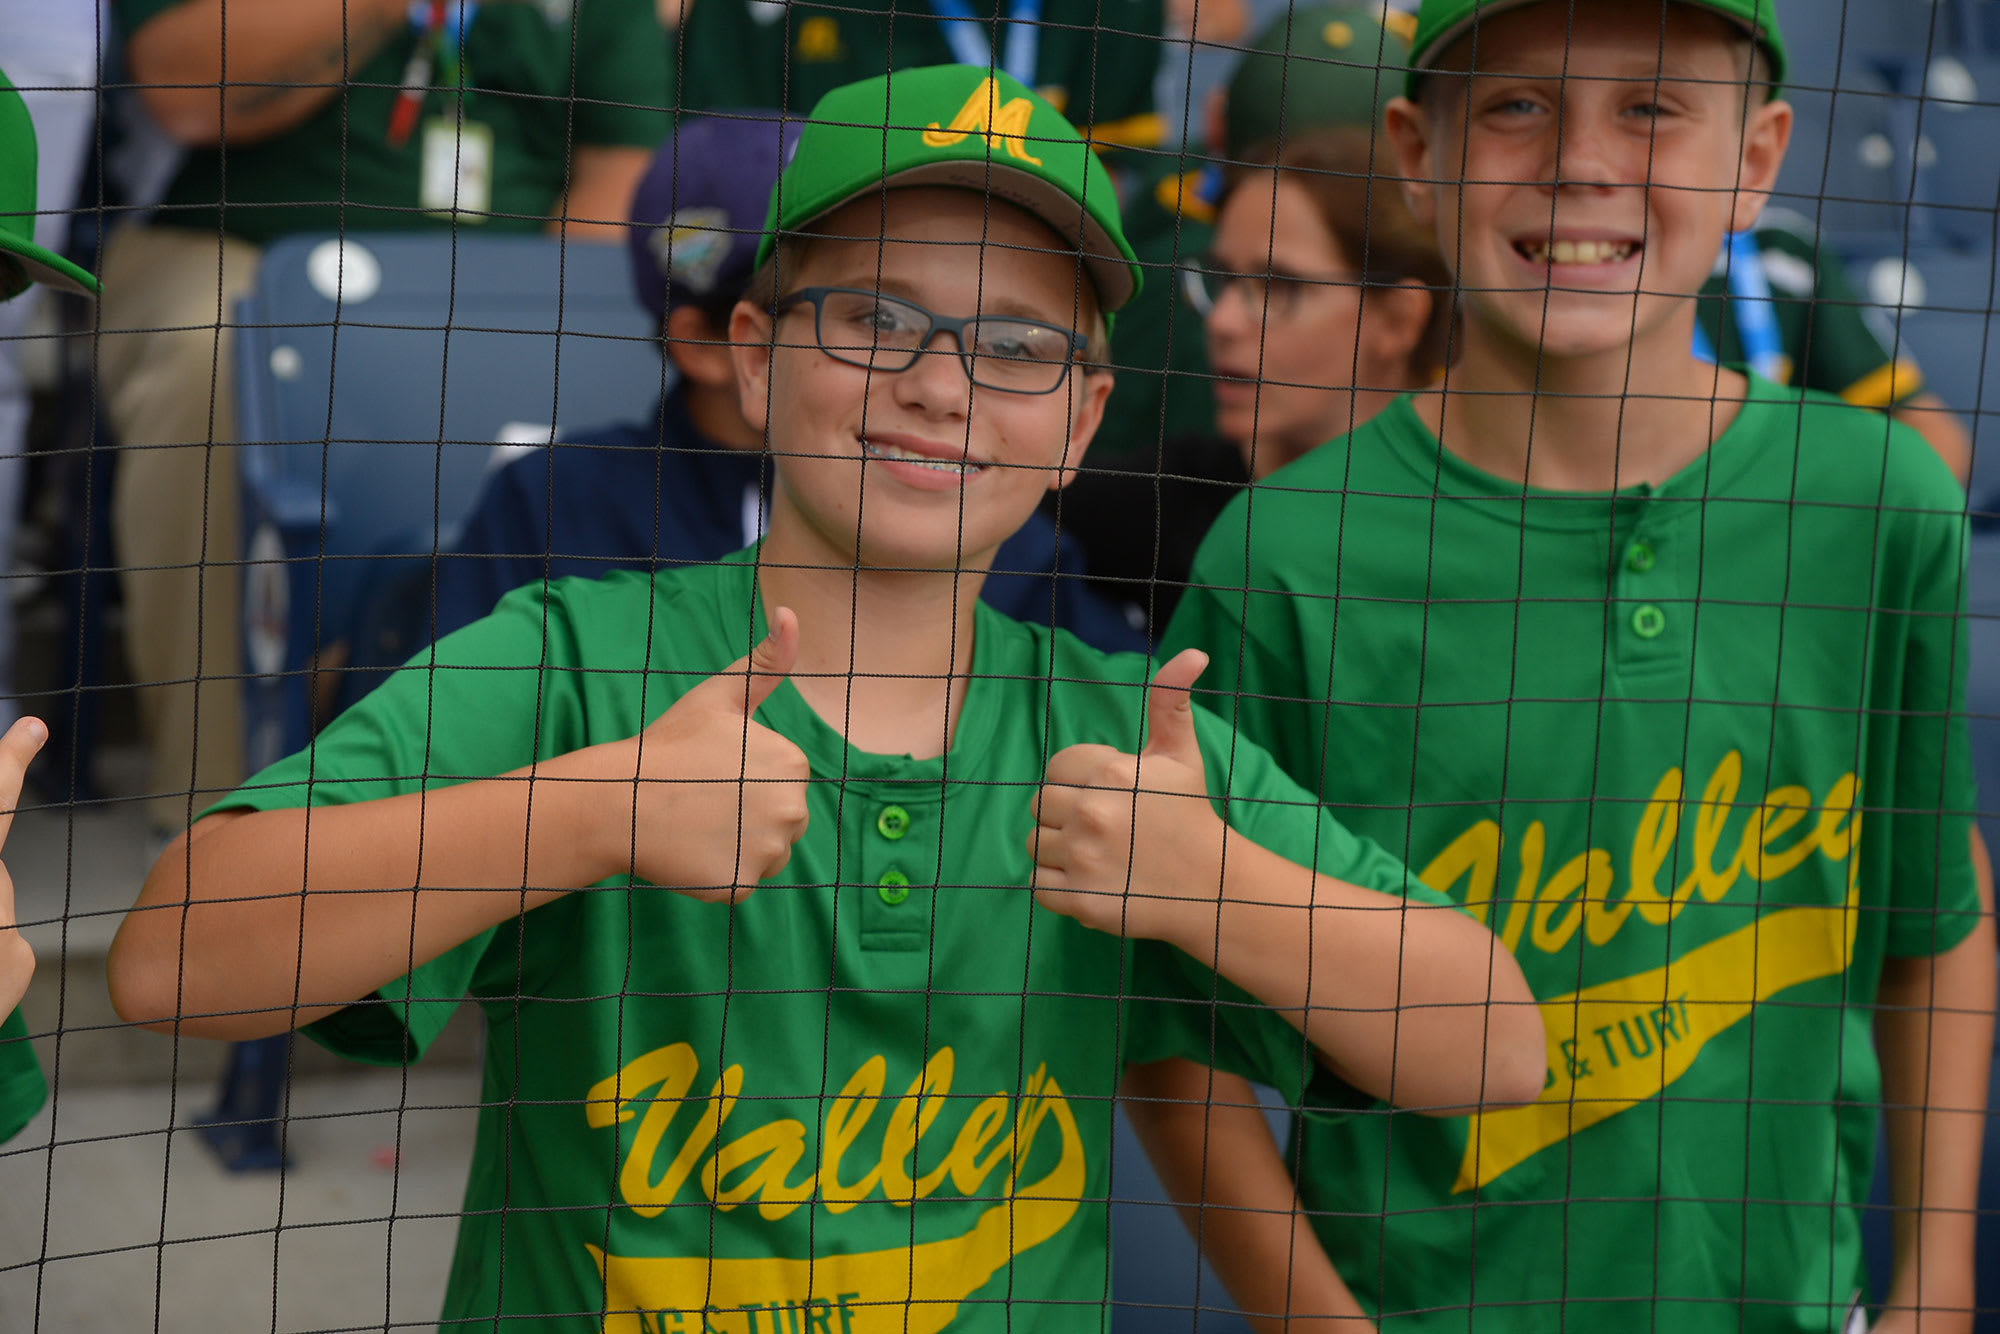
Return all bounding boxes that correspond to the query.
[922,77,1044,165]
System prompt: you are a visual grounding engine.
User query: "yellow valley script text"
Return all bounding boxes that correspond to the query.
[1415,751,1864,1191]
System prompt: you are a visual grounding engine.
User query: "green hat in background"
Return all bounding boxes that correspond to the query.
[755,64,1141,310]
[0,67,98,301]
[1406,0,1787,98]
[1223,4,1417,157]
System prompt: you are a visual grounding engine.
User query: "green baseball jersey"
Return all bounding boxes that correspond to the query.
[210,549,1430,1332]
[1697,212,1923,409]
[0,1007,45,1143]
[113,0,672,246]
[674,0,1169,150]
[1164,380,1981,1333]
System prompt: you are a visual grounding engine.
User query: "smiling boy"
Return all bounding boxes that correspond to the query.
[1158,2,1993,1331]
[108,65,1538,1332]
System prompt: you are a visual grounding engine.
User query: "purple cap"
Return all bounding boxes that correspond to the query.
[627,112,803,329]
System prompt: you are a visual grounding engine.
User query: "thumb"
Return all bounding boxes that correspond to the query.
[739,607,801,716]
[0,717,45,850]
[716,607,800,717]
[1141,649,1207,763]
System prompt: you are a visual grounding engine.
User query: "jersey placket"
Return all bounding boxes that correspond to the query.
[1611,494,1687,680]
[857,793,937,952]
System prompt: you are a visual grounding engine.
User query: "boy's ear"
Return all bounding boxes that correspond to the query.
[665,306,738,390]
[1382,97,1440,231]
[1048,368,1116,492]
[1364,277,1438,379]
[1728,98,1794,234]
[727,299,775,437]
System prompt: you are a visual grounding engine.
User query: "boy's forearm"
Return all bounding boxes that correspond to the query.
[1877,871,1995,1331]
[108,750,625,1039]
[1122,1060,1375,1330]
[1143,840,1546,1111]
[128,0,409,145]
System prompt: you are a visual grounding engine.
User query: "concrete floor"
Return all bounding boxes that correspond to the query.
[2,748,481,1334]
[0,1066,478,1334]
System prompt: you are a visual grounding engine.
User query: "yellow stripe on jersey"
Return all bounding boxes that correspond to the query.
[1083,111,1168,150]
[1843,358,1925,409]
[1153,167,1218,225]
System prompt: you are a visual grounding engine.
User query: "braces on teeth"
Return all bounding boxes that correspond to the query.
[862,440,982,474]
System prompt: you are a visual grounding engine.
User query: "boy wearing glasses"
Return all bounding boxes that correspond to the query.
[109,65,1540,1331]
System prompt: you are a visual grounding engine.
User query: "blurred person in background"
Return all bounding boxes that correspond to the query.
[1193,128,1448,482]
[102,0,672,842]
[1060,3,1415,633]
[1091,2,1414,471]
[674,0,1169,157]
[1695,209,1975,483]
[0,3,101,733]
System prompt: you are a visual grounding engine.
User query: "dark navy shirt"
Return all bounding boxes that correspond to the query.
[432,389,1146,652]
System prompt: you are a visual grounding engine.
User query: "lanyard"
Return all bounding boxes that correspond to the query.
[1693,229,1786,383]
[388,1,477,146]
[926,0,1043,88]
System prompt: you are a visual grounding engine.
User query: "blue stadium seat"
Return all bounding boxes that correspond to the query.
[1849,248,2000,503]
[233,231,663,774]
[1910,56,2000,250]
[1953,0,2000,57]
[1774,0,1953,93]
[1773,66,1926,256]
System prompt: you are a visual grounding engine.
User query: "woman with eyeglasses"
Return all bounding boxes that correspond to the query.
[1192,126,1451,482]
[1051,126,1450,638]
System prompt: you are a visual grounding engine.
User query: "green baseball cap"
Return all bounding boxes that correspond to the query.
[0,67,98,301]
[1223,4,1417,157]
[1405,0,1787,98]
[754,64,1141,310]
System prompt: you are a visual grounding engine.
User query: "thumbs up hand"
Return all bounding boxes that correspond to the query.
[0,716,45,1018]
[1029,651,1225,939]
[597,609,812,902]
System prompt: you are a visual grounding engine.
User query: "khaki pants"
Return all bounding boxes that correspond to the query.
[98,225,262,832]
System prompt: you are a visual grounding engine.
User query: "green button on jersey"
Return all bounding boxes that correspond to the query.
[212,548,1427,1330]
[875,805,911,840]
[0,1008,46,1144]
[1165,379,1980,1334]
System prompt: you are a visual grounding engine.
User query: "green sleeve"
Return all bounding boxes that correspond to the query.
[0,1008,47,1144]
[573,0,676,147]
[1883,457,1981,958]
[205,583,596,1063]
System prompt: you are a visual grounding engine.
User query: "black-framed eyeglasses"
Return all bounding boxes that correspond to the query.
[1181,258,1363,321]
[773,286,1090,396]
